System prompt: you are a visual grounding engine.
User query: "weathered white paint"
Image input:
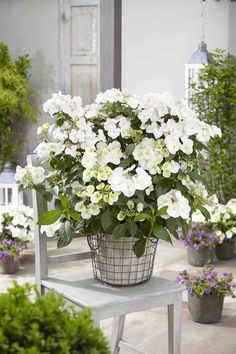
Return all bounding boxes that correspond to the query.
[122,0,232,97]
[59,0,100,104]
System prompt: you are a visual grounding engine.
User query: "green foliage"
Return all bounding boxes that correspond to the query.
[0,282,109,354]
[190,49,236,202]
[0,42,36,168]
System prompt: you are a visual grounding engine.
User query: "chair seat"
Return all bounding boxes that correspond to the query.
[42,277,184,320]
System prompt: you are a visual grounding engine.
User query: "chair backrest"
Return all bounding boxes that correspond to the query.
[31,170,91,292]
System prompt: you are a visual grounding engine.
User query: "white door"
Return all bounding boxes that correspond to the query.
[59,0,99,104]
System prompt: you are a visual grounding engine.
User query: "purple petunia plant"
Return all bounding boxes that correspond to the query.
[178,222,219,250]
[0,238,27,260]
[176,263,236,298]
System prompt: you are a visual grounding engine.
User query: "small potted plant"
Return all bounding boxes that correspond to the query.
[0,205,34,274]
[177,263,236,323]
[211,199,236,260]
[178,222,219,266]
[0,282,109,353]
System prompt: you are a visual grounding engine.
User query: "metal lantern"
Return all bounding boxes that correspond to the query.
[184,40,211,102]
[0,162,23,206]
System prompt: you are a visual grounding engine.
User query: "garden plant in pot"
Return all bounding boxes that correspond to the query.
[0,205,34,274]
[210,199,236,260]
[16,89,221,286]
[178,221,219,266]
[177,263,236,324]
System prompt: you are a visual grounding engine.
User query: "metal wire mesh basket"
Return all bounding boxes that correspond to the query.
[87,233,158,287]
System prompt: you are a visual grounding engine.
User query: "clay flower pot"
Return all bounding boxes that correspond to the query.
[188,293,224,323]
[215,241,234,260]
[1,255,19,274]
[187,247,214,267]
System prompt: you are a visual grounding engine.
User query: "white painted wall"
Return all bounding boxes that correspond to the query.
[122,0,230,97]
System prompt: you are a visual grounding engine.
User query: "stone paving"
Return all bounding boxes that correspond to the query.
[0,238,235,354]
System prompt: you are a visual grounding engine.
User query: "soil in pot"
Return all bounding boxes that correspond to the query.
[187,247,214,267]
[88,234,157,286]
[188,293,224,323]
[215,241,234,260]
[1,255,19,274]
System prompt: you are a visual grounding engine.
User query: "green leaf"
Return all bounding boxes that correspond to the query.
[133,237,146,258]
[156,206,168,216]
[196,205,211,220]
[125,143,135,157]
[127,220,137,236]
[120,158,132,168]
[38,210,62,225]
[59,194,69,209]
[153,224,171,243]
[112,223,128,239]
[166,218,180,238]
[101,209,113,231]
[55,199,63,210]
[68,210,80,222]
[188,170,202,181]
[134,213,152,222]
[182,220,189,236]
[43,191,53,202]
[155,179,173,197]
[57,221,72,248]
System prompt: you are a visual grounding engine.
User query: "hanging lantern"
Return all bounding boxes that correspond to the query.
[184,40,211,102]
[185,0,211,103]
[0,162,23,206]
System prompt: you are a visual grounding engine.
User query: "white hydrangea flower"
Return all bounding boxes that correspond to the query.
[108,166,152,197]
[157,189,191,219]
[95,88,123,104]
[165,135,181,155]
[133,138,163,174]
[180,137,193,155]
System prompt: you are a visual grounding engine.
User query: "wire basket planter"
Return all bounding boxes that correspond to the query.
[87,233,158,287]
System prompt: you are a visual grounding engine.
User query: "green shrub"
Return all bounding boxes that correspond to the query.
[0,282,109,354]
[0,42,37,169]
[190,49,236,203]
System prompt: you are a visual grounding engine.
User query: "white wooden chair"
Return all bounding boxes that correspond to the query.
[33,188,184,354]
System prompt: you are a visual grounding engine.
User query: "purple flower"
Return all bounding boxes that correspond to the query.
[205,288,211,295]
[188,287,193,295]
[223,272,228,277]
[210,280,215,287]
[193,243,200,251]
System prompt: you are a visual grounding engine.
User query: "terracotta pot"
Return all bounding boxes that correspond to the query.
[215,241,234,260]
[87,234,157,286]
[187,247,214,267]
[1,255,19,274]
[188,293,224,323]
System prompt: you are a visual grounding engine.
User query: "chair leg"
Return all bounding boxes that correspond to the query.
[168,294,182,354]
[110,315,126,354]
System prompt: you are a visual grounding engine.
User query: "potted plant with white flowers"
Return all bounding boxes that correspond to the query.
[209,199,236,260]
[0,205,34,273]
[15,89,221,286]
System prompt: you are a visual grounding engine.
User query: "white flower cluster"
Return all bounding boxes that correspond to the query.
[16,89,221,236]
[15,165,46,187]
[192,197,236,242]
[0,205,34,241]
[157,189,191,219]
